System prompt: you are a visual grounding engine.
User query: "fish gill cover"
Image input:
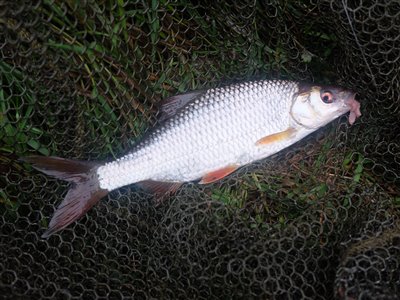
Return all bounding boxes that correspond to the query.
[0,0,399,299]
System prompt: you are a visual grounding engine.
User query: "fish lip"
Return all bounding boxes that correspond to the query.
[344,92,361,125]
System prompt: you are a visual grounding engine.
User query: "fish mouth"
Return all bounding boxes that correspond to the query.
[345,92,361,125]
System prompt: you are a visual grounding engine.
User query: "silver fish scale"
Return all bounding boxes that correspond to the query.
[97,80,301,191]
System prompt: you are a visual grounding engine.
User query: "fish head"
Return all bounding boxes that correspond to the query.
[290,83,361,129]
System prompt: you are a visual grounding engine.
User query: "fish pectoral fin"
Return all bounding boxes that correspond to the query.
[199,165,239,184]
[137,180,182,197]
[255,127,297,146]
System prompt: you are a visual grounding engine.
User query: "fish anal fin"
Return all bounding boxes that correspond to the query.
[256,127,296,146]
[199,165,239,184]
[137,180,182,198]
[158,90,204,122]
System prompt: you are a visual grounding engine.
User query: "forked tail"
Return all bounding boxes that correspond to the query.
[20,156,108,238]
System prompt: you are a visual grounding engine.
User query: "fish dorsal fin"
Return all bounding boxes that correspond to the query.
[158,90,204,122]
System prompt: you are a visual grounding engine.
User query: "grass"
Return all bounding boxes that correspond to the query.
[2,6,400,300]
[209,123,394,229]
[2,1,397,229]
[1,1,283,158]
[0,61,52,156]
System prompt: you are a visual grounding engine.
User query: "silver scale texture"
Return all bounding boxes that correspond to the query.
[97,80,312,191]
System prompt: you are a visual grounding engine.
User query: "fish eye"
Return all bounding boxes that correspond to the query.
[321,91,334,104]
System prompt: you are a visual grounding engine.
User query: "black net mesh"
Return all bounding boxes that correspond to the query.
[1,0,400,299]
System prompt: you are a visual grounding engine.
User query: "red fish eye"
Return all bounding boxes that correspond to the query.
[321,91,333,104]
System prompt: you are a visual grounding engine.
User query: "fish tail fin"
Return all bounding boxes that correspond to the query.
[20,156,108,238]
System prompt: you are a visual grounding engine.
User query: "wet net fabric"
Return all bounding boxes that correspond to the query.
[1,1,399,299]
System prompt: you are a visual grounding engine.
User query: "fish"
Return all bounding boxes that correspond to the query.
[20,79,361,238]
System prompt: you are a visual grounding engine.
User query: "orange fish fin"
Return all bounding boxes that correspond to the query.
[256,127,296,146]
[137,180,182,197]
[199,165,239,184]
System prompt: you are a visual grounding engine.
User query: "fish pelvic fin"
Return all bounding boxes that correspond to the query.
[199,165,239,184]
[20,156,108,238]
[255,127,297,146]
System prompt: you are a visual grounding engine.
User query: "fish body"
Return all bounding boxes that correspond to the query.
[98,80,301,189]
[21,79,361,237]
